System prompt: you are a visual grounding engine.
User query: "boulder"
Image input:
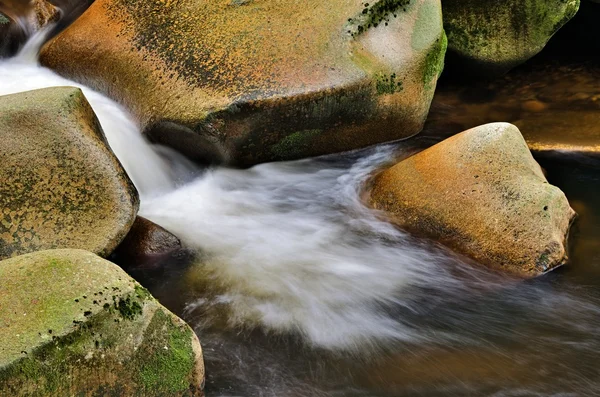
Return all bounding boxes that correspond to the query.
[40,0,447,166]
[0,87,139,260]
[0,249,204,396]
[443,0,580,76]
[369,123,576,277]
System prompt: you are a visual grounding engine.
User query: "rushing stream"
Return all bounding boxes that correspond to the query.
[3,24,600,397]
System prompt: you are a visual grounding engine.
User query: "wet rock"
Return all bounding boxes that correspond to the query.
[110,216,190,273]
[0,249,204,396]
[369,123,576,277]
[0,87,139,260]
[423,62,600,163]
[40,0,446,166]
[442,0,580,76]
[0,11,26,57]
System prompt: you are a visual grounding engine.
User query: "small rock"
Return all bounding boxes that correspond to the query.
[369,122,576,277]
[110,216,189,273]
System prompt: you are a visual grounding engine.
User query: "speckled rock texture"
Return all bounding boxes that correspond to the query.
[40,0,446,166]
[0,87,139,260]
[443,0,580,76]
[0,249,205,396]
[369,123,576,278]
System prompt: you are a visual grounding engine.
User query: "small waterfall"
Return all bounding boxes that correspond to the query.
[0,28,183,198]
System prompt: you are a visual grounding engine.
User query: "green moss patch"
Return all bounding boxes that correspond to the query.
[422,31,447,88]
[138,310,196,394]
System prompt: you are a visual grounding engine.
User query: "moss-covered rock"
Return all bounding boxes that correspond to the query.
[0,87,139,260]
[369,123,576,277]
[0,249,204,396]
[40,0,446,166]
[443,0,580,76]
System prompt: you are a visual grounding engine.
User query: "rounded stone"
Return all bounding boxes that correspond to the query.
[443,0,580,76]
[0,87,139,260]
[40,0,447,166]
[369,122,576,277]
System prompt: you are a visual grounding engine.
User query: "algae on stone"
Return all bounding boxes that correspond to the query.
[0,249,204,396]
[443,0,580,75]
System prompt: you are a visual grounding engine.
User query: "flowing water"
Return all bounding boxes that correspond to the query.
[3,21,600,397]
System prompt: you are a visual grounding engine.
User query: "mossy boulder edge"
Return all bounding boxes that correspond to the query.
[0,249,204,396]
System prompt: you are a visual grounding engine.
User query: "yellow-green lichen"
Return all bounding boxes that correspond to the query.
[422,31,447,88]
[0,13,9,25]
[270,129,322,158]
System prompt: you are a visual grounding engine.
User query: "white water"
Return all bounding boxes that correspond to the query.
[0,30,177,198]
[0,28,477,350]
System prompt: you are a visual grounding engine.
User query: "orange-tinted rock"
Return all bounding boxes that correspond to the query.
[40,0,446,166]
[0,87,139,260]
[369,122,576,277]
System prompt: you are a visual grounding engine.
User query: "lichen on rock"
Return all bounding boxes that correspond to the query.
[0,249,204,396]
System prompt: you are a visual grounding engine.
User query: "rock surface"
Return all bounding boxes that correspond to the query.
[0,87,139,260]
[443,0,580,76]
[369,123,576,277]
[0,249,204,396]
[41,0,446,166]
[110,216,187,273]
[0,11,26,57]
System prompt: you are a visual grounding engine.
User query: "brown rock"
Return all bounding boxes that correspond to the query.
[40,0,447,166]
[369,122,576,277]
[0,87,139,260]
[110,216,186,272]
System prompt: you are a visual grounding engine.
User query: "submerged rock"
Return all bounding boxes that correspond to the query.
[369,123,576,277]
[443,0,580,76]
[0,249,204,396]
[41,0,446,166]
[0,87,139,260]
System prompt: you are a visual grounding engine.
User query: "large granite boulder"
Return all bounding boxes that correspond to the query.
[0,87,139,260]
[443,0,580,76]
[369,123,576,277]
[40,0,447,166]
[0,249,204,396]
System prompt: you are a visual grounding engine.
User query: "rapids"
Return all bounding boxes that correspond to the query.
[3,21,600,397]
